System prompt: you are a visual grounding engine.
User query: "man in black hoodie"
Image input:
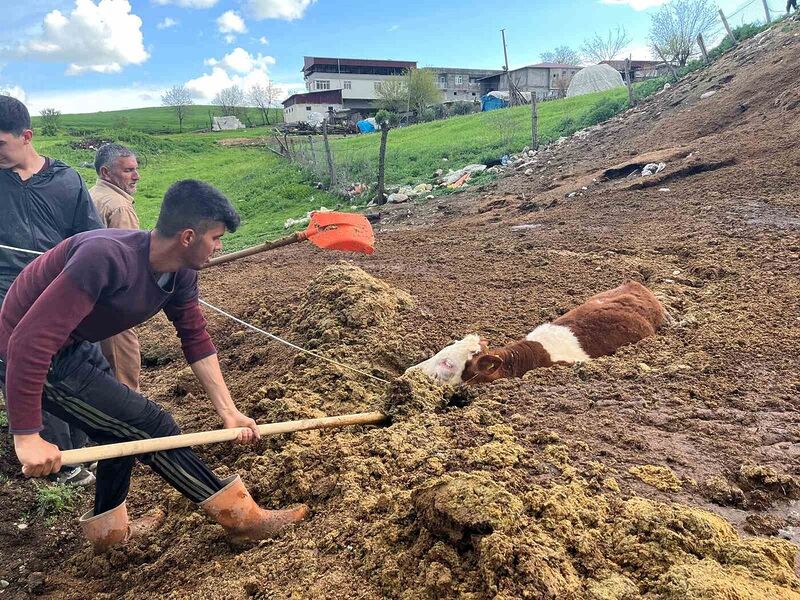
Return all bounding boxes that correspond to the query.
[0,95,104,485]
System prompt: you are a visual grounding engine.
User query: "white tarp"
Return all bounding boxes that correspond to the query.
[486,90,533,103]
[566,64,625,98]
[212,116,245,131]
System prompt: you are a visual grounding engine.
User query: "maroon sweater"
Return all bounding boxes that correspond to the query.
[0,229,216,434]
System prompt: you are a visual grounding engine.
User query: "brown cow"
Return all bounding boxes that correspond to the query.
[461,281,666,384]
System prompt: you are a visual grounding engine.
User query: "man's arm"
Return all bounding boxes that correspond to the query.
[106,206,140,230]
[190,354,260,444]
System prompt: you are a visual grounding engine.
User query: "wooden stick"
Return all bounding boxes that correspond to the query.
[719,9,737,46]
[654,45,679,81]
[762,0,771,23]
[624,58,636,107]
[61,411,388,466]
[696,34,709,64]
[201,231,304,268]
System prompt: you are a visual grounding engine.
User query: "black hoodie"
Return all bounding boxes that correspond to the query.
[0,158,104,305]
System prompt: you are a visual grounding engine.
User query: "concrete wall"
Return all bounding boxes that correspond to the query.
[284,101,342,124]
[306,72,401,101]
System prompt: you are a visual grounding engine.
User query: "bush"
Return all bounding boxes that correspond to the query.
[578,97,626,128]
[39,108,61,136]
[634,76,669,99]
[33,482,82,522]
[419,108,437,122]
[554,116,579,138]
[375,109,400,128]
[450,101,475,116]
[431,104,449,120]
[112,116,130,129]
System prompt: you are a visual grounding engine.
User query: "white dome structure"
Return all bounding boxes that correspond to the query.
[567,64,625,97]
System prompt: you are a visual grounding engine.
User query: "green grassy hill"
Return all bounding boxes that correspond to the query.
[32,82,661,252]
[32,105,283,134]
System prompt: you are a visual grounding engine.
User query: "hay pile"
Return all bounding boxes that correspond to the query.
[70,265,799,599]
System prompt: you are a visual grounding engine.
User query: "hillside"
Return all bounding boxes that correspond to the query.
[31,104,283,134]
[1,15,799,599]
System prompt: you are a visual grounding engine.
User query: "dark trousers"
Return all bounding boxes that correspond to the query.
[790,0,798,11]
[42,409,89,453]
[1,342,223,513]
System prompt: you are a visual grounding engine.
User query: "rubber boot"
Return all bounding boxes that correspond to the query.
[200,475,309,542]
[79,502,166,553]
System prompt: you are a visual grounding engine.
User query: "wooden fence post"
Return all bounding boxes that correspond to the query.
[696,34,709,64]
[322,122,337,189]
[376,122,389,205]
[624,58,636,107]
[530,94,539,150]
[719,9,737,46]
[654,45,679,81]
[308,135,318,171]
[761,0,771,23]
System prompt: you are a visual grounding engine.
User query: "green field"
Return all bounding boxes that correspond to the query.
[32,82,659,252]
[32,105,283,134]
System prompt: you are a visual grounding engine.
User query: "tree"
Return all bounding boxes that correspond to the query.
[213,85,246,120]
[161,84,193,133]
[649,0,718,67]
[249,82,278,125]
[406,68,442,115]
[540,45,582,65]
[39,108,61,136]
[376,78,408,114]
[580,26,632,63]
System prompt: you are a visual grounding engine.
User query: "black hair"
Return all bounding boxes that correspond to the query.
[155,180,240,236]
[94,142,136,174]
[0,95,32,136]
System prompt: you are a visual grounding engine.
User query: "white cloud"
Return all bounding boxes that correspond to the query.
[0,84,27,103]
[153,0,218,8]
[157,17,179,29]
[217,10,247,34]
[187,47,277,101]
[9,0,148,75]
[600,0,666,10]
[23,85,168,114]
[259,36,269,44]
[246,0,316,20]
[620,44,654,60]
[387,25,399,32]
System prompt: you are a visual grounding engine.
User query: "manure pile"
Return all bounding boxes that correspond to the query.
[65,265,800,599]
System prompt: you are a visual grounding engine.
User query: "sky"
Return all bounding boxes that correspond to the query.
[0,0,778,114]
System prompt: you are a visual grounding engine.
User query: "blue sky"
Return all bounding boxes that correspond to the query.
[0,0,777,114]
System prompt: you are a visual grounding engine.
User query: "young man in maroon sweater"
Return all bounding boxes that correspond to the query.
[0,179,307,551]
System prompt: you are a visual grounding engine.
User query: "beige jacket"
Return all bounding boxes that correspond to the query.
[89,178,140,230]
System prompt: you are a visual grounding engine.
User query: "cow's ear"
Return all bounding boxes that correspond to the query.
[476,354,503,375]
[478,337,489,352]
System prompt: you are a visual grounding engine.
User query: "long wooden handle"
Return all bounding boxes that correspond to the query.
[201,231,306,269]
[60,411,387,466]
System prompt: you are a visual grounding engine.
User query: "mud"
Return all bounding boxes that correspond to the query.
[2,17,800,600]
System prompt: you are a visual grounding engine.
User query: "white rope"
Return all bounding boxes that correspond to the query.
[0,242,391,385]
[0,244,44,256]
[199,299,390,385]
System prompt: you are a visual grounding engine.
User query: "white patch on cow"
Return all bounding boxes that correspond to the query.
[405,334,483,385]
[526,324,590,364]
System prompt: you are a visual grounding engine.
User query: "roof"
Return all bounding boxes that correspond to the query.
[303,56,416,73]
[476,62,582,81]
[601,60,665,69]
[525,62,582,69]
[283,89,343,107]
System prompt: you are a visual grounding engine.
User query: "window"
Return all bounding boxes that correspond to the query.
[472,92,476,96]
[315,79,331,90]
[343,80,352,90]
[455,74,463,85]
[469,77,479,84]
[438,75,447,89]
[306,106,312,111]
[328,106,334,111]
[454,92,457,96]
[374,81,382,92]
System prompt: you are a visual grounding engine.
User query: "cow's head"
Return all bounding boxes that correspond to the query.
[461,351,509,384]
[405,334,486,385]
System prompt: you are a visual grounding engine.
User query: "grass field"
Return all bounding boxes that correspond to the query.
[31,105,283,135]
[31,82,659,252]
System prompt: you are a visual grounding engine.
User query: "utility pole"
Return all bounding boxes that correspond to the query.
[761,0,771,23]
[501,29,510,93]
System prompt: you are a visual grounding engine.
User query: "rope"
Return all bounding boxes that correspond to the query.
[198,299,390,385]
[0,243,391,386]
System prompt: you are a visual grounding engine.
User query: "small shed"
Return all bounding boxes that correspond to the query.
[212,116,245,131]
[480,91,508,112]
[566,64,625,98]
